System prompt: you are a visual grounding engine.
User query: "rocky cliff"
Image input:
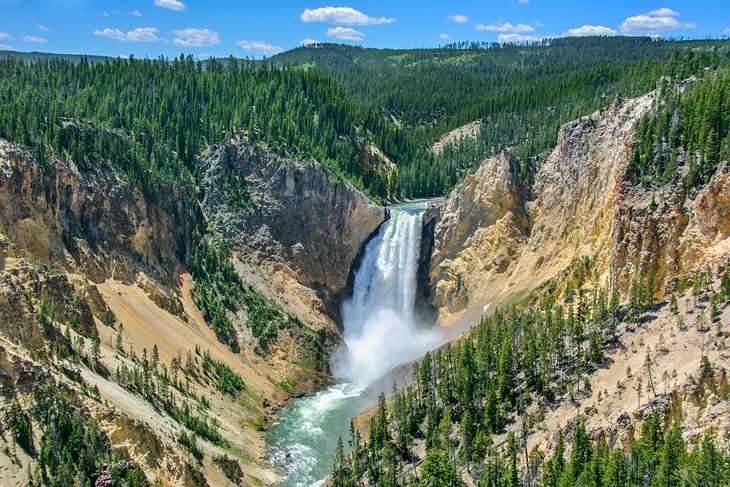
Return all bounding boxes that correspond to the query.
[429,93,730,322]
[201,138,386,318]
[0,135,384,485]
[0,139,187,288]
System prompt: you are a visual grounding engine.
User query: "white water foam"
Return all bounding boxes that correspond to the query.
[269,203,442,486]
[334,208,440,385]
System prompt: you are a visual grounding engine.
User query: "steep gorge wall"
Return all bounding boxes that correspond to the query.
[0,136,385,485]
[429,93,730,321]
[201,138,386,318]
[0,139,187,288]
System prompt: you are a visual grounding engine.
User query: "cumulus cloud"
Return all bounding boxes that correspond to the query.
[0,31,13,41]
[300,38,319,45]
[498,33,542,43]
[476,22,535,33]
[237,40,283,55]
[126,28,159,42]
[619,8,695,35]
[0,44,12,50]
[439,33,450,39]
[22,35,47,43]
[517,0,530,4]
[648,8,679,17]
[154,0,185,11]
[723,27,730,35]
[301,6,394,25]
[173,28,220,47]
[446,14,469,24]
[565,25,617,36]
[132,9,142,17]
[94,27,160,42]
[326,26,365,41]
[94,28,126,41]
[37,24,49,32]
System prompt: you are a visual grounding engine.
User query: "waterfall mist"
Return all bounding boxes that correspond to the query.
[333,205,442,387]
[268,202,443,487]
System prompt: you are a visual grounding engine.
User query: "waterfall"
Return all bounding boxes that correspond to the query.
[334,205,439,386]
[268,202,441,487]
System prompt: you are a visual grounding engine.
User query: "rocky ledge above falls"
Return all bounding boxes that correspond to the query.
[200,138,387,318]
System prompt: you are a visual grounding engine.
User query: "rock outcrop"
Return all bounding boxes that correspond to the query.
[0,139,187,287]
[201,138,386,315]
[430,151,529,315]
[611,162,730,294]
[429,93,730,321]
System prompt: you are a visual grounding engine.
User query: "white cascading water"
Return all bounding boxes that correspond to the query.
[268,203,441,487]
[335,207,439,385]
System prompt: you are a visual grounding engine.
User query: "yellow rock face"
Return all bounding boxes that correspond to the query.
[429,92,730,324]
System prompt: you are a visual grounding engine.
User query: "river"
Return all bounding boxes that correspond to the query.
[267,201,441,486]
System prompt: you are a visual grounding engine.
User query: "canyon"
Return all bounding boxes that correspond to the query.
[0,83,728,486]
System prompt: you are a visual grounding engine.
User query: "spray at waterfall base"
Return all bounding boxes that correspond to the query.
[268,203,444,487]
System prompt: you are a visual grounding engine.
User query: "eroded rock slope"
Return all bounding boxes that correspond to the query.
[430,93,730,322]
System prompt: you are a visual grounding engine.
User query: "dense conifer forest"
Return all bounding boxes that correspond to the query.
[0,37,728,202]
[273,37,730,192]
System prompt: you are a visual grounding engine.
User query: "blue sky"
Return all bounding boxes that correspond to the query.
[0,0,728,58]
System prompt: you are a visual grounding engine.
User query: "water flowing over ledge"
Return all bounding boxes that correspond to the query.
[268,201,442,487]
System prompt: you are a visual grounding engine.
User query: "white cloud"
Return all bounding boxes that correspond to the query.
[94,27,160,42]
[126,27,159,42]
[37,24,49,32]
[498,33,542,43]
[154,0,185,11]
[173,28,220,47]
[301,7,394,25]
[723,27,730,35]
[237,40,283,55]
[619,8,696,35]
[0,31,13,41]
[446,14,469,24]
[565,25,617,36]
[648,8,679,17]
[22,35,47,43]
[300,38,319,45]
[476,22,534,33]
[517,0,530,4]
[326,26,365,41]
[132,9,142,17]
[0,44,12,50]
[439,33,450,39]
[94,28,126,41]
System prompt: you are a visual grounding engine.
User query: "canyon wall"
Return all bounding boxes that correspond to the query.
[429,93,730,322]
[0,136,384,485]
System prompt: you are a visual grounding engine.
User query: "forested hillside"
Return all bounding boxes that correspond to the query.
[332,263,730,486]
[629,68,730,190]
[0,38,727,203]
[0,55,397,201]
[274,37,730,193]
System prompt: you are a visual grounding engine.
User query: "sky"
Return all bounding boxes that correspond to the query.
[0,0,728,58]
